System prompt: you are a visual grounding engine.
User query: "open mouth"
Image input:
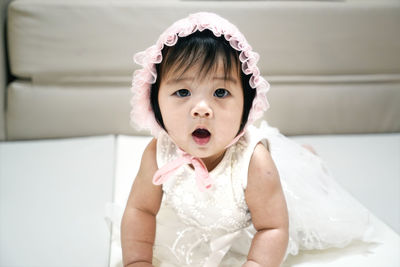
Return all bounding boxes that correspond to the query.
[192,128,211,145]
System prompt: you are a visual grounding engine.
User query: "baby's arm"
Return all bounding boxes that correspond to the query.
[244,143,289,267]
[121,139,163,267]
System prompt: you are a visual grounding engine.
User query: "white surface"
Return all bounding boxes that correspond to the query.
[291,133,400,234]
[0,135,115,267]
[283,214,400,267]
[109,135,152,267]
[113,135,152,208]
[1,132,398,267]
[111,133,400,267]
[289,132,400,266]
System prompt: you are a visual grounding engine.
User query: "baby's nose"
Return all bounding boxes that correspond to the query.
[191,101,213,118]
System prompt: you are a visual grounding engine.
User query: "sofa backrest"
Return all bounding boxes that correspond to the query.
[6,0,400,139]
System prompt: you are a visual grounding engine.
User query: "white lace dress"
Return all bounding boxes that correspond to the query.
[152,121,371,267]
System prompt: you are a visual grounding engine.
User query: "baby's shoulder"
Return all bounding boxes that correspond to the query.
[143,137,157,157]
[251,142,269,159]
[247,142,280,189]
[249,142,275,173]
[139,138,158,173]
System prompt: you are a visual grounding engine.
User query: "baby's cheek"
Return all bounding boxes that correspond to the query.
[165,120,180,135]
[228,111,242,128]
[219,115,241,139]
[163,110,182,127]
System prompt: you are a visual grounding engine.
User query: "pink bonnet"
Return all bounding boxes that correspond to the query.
[130,12,270,137]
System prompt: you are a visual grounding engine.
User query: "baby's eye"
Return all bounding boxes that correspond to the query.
[214,88,230,98]
[174,89,191,97]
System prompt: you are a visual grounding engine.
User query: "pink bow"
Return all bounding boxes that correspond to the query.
[153,151,214,191]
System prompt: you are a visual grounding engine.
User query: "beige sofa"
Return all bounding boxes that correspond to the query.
[2,0,400,141]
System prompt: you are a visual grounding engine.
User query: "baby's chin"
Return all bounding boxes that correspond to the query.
[190,146,227,162]
[191,151,217,160]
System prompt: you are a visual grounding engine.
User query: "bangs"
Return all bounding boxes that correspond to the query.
[159,30,240,83]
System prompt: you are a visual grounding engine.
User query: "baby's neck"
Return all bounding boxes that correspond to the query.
[200,150,227,172]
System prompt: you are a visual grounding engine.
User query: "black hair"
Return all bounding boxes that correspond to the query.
[150,29,256,134]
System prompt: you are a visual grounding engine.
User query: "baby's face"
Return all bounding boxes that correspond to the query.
[158,61,244,169]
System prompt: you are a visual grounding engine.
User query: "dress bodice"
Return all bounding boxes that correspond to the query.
[156,128,258,234]
[154,126,274,266]
[152,122,371,267]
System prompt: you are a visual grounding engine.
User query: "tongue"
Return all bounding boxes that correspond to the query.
[192,129,211,145]
[193,129,210,138]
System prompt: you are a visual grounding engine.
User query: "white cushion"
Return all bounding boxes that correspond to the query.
[0,136,115,266]
[291,133,400,235]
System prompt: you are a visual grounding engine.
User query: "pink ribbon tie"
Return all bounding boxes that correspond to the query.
[153,151,213,191]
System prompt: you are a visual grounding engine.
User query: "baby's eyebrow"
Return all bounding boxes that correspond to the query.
[166,77,193,84]
[213,76,237,84]
[166,76,237,84]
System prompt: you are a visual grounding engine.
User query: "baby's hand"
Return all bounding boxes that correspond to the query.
[125,262,154,267]
[243,260,263,267]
